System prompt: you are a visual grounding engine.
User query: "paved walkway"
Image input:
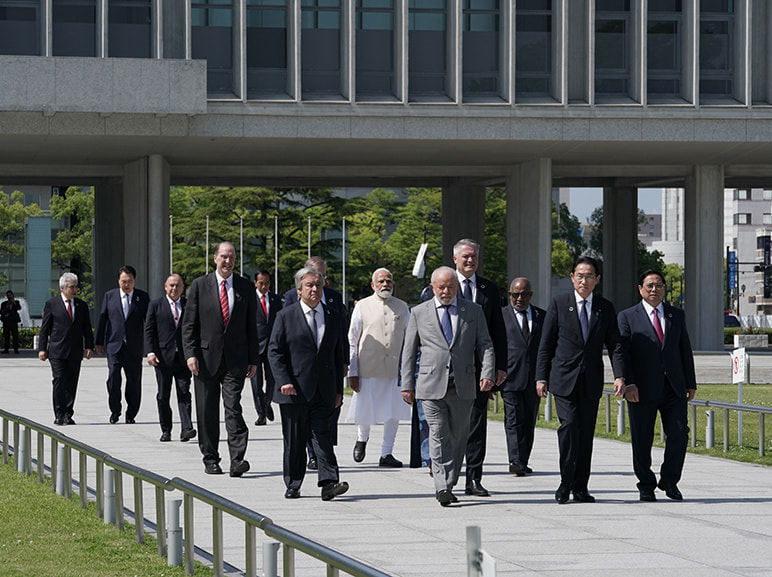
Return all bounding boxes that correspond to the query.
[1,351,771,577]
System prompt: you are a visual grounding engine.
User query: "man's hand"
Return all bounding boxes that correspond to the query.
[95,345,104,355]
[495,369,506,387]
[280,383,297,396]
[687,388,696,401]
[401,390,415,405]
[536,381,548,398]
[187,357,199,376]
[147,353,159,367]
[335,393,343,408]
[38,351,47,362]
[479,378,494,392]
[624,384,639,403]
[613,377,626,397]
[348,376,360,393]
[246,365,257,379]
[84,349,93,360]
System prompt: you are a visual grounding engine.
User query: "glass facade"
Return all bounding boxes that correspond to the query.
[192,0,234,98]
[515,0,552,99]
[462,0,500,102]
[699,0,734,100]
[647,0,681,101]
[301,0,342,100]
[52,0,97,56]
[247,0,289,99]
[408,0,448,101]
[595,0,631,100]
[0,0,40,55]
[108,0,152,58]
[356,0,396,101]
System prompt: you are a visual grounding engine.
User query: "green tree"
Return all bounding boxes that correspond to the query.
[588,206,665,275]
[553,201,586,274]
[551,240,575,278]
[483,188,508,292]
[0,188,44,288]
[50,187,95,305]
[663,262,685,308]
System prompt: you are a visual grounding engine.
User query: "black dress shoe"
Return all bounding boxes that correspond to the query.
[465,480,489,497]
[160,432,172,442]
[321,481,349,501]
[204,463,223,475]
[658,481,683,501]
[53,418,63,426]
[126,417,136,424]
[230,460,250,477]
[436,489,454,507]
[265,404,274,422]
[109,414,119,424]
[307,457,318,470]
[284,488,301,499]
[180,428,197,442]
[525,465,533,474]
[573,490,596,503]
[378,454,403,468]
[509,461,527,476]
[639,489,657,502]
[353,440,367,463]
[255,416,267,426]
[64,417,76,425]
[555,484,570,504]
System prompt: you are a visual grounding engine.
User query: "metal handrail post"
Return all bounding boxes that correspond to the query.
[115,469,125,531]
[134,477,144,543]
[284,543,296,577]
[723,408,730,451]
[156,485,167,556]
[37,431,45,483]
[79,453,88,508]
[245,524,257,577]
[213,507,224,577]
[184,493,195,575]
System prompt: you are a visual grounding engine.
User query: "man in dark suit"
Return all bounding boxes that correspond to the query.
[38,273,94,425]
[182,242,259,477]
[250,269,281,426]
[95,265,151,424]
[144,273,196,443]
[268,267,349,501]
[283,256,348,470]
[500,277,545,476]
[450,239,506,497]
[536,256,626,504]
[1,290,21,354]
[618,270,696,502]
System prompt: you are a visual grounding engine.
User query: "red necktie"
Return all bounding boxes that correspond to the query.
[261,294,268,318]
[67,300,73,321]
[652,308,664,345]
[220,280,230,327]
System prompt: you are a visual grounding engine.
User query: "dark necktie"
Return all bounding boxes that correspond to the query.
[463,279,473,301]
[220,280,229,327]
[580,300,590,341]
[440,305,453,345]
[310,308,319,348]
[519,309,530,342]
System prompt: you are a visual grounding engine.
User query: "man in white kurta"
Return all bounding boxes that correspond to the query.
[346,268,410,467]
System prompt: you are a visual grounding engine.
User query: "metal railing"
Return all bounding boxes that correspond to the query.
[0,408,393,577]
[596,390,772,456]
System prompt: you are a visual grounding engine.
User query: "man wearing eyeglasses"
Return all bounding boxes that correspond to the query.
[536,256,626,504]
[499,277,545,477]
[618,270,696,502]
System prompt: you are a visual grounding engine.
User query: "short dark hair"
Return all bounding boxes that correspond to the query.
[572,256,600,276]
[638,269,665,286]
[254,270,271,281]
[119,265,137,279]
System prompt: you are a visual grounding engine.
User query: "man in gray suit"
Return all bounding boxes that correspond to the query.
[401,266,495,507]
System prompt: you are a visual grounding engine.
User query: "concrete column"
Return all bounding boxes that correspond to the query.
[93,177,125,311]
[505,158,552,309]
[123,158,150,291]
[441,179,486,269]
[684,165,725,351]
[602,186,639,312]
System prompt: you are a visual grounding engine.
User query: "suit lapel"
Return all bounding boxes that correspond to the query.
[293,302,318,349]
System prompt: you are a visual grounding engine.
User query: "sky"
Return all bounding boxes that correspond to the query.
[569,188,662,223]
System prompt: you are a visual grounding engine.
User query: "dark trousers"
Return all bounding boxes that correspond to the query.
[106,345,143,420]
[628,386,689,490]
[464,387,489,482]
[154,354,193,434]
[2,322,19,352]
[194,358,248,467]
[249,355,275,418]
[306,404,340,460]
[50,356,82,420]
[501,387,541,467]
[553,374,601,492]
[280,396,339,491]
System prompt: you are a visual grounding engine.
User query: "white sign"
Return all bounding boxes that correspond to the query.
[731,347,746,384]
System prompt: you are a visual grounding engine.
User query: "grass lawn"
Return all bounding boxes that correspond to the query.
[489,383,772,467]
[0,461,213,577]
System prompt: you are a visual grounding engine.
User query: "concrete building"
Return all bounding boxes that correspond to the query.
[4,1,772,350]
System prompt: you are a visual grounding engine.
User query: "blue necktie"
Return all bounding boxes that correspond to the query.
[580,300,590,341]
[440,305,453,345]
